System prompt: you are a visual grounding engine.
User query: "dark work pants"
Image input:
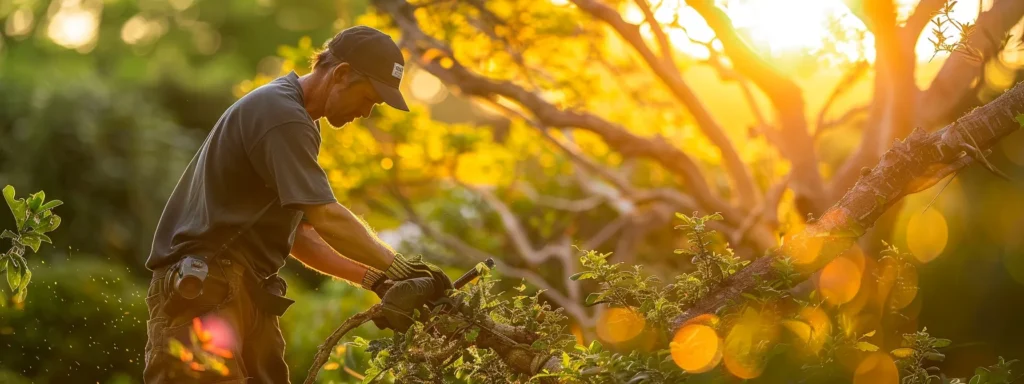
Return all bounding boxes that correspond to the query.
[143,258,291,383]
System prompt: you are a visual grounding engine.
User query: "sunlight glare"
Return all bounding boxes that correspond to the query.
[47,0,101,50]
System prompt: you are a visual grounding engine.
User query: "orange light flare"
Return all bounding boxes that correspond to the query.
[596,307,646,344]
[819,254,863,306]
[877,257,919,311]
[722,307,780,380]
[854,352,899,384]
[671,324,723,373]
[782,306,833,356]
[194,315,238,356]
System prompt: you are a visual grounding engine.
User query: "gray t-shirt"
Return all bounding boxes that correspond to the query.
[147,72,336,278]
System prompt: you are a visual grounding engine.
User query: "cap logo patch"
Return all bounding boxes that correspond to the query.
[392,63,404,79]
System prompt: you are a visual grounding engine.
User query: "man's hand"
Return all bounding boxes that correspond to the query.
[371,277,440,332]
[361,269,393,300]
[383,254,453,295]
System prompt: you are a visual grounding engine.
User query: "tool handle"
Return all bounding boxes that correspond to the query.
[452,258,495,289]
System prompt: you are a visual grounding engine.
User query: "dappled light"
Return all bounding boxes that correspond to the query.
[670,323,721,373]
[596,307,646,344]
[853,352,899,384]
[905,209,949,263]
[4,0,1024,382]
[819,254,862,306]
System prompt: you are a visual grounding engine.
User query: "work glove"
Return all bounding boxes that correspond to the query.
[361,268,393,300]
[383,254,453,297]
[371,277,438,332]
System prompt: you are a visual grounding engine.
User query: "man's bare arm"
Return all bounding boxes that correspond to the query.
[289,221,370,284]
[299,203,396,272]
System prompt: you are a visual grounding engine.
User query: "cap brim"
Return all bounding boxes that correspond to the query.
[369,78,409,112]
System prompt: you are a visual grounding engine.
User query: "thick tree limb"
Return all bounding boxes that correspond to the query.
[502,81,1024,378]
[570,0,759,210]
[671,80,1024,332]
[917,0,1024,129]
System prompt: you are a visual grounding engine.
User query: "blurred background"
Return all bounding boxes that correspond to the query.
[2,0,1024,382]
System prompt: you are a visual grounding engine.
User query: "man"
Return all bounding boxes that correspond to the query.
[142,26,451,383]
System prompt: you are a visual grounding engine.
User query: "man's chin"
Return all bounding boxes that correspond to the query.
[326,116,353,128]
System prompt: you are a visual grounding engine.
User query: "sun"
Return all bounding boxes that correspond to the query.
[615,0,983,63]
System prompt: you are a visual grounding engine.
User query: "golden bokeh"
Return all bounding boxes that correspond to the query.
[887,262,919,310]
[723,308,778,379]
[853,352,899,384]
[596,307,646,344]
[820,256,862,306]
[905,209,949,263]
[670,324,722,373]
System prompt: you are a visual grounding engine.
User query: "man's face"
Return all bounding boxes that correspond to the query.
[323,68,384,127]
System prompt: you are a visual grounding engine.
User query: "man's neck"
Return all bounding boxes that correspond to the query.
[297,73,325,121]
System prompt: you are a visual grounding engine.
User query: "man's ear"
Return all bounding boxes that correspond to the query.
[330,62,352,85]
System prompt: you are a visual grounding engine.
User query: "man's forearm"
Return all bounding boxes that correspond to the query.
[290,222,369,283]
[304,203,396,271]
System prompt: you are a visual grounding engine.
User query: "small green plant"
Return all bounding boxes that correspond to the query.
[1,185,62,306]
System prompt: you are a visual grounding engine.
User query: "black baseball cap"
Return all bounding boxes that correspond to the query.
[328,26,409,112]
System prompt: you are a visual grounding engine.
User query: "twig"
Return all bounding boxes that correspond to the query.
[304,304,383,384]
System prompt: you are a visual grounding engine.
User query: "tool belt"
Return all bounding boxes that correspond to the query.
[234,256,295,317]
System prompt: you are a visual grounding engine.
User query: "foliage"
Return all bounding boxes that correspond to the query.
[337,211,1020,383]
[0,258,147,382]
[1,186,61,307]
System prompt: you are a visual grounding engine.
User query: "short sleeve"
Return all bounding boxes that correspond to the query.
[249,123,337,209]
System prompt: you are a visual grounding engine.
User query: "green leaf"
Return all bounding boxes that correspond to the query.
[1,230,16,240]
[584,292,609,307]
[569,272,595,281]
[863,330,876,337]
[7,258,21,290]
[1015,113,1024,127]
[361,365,384,384]
[924,352,945,361]
[465,328,480,342]
[891,348,915,358]
[706,213,724,221]
[969,373,984,384]
[3,186,27,231]
[13,268,30,303]
[27,191,43,212]
[39,199,62,211]
[933,338,952,348]
[854,341,879,352]
[20,233,49,253]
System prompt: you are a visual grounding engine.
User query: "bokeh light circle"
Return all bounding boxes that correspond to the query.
[596,307,646,343]
[820,256,862,305]
[670,324,722,373]
[853,352,899,384]
[905,209,948,263]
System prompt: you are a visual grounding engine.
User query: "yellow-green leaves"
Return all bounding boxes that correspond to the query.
[2,185,62,307]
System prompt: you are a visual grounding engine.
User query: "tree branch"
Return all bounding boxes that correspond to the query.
[671,80,1024,332]
[917,0,1024,129]
[634,0,675,66]
[305,304,383,384]
[685,0,828,213]
[570,0,759,210]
